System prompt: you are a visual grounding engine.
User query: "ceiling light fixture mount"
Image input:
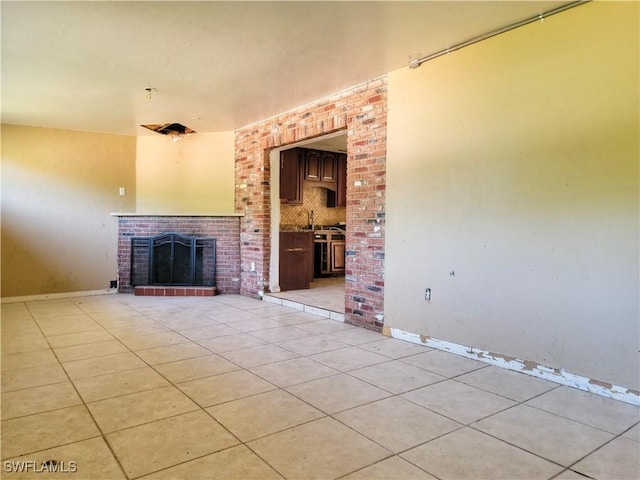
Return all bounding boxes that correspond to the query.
[144,87,157,100]
[140,122,196,142]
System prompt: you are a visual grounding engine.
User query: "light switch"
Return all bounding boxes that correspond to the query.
[119,187,126,196]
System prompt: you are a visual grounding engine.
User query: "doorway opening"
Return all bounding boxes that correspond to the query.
[267,131,347,314]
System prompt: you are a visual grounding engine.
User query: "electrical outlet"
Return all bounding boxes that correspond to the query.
[425,288,431,302]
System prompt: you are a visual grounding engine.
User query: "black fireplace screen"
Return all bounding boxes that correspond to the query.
[130,233,216,287]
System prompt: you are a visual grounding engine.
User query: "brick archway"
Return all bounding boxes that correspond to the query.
[235,77,387,331]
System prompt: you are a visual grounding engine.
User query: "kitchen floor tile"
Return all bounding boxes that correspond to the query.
[401,427,563,480]
[207,389,324,441]
[106,410,239,479]
[225,317,285,332]
[526,386,640,434]
[3,437,125,480]
[53,339,128,362]
[247,417,390,480]
[117,331,190,351]
[342,456,437,480]
[249,325,311,342]
[220,344,299,368]
[249,357,338,387]
[142,445,283,480]
[269,311,326,325]
[1,333,50,355]
[1,381,82,419]
[400,350,488,377]
[242,305,298,317]
[153,354,240,383]
[295,318,353,335]
[73,366,169,402]
[87,385,198,432]
[473,404,615,466]
[107,323,170,338]
[286,373,391,414]
[46,329,114,348]
[196,333,267,353]
[326,327,386,345]
[335,396,461,453]
[35,315,103,336]
[622,423,640,442]
[135,341,211,365]
[277,334,349,356]
[357,338,431,359]
[62,352,146,380]
[177,369,276,407]
[175,323,240,340]
[1,349,59,372]
[455,365,558,402]
[153,314,219,331]
[572,436,640,480]
[553,470,594,479]
[350,360,446,394]
[309,346,390,372]
[4,293,637,480]
[401,379,516,424]
[1,405,100,459]
[1,363,68,392]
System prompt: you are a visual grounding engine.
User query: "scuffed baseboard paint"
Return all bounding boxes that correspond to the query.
[1,289,118,304]
[388,326,640,407]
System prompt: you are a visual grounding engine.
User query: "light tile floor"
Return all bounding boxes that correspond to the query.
[1,294,638,480]
[267,277,345,314]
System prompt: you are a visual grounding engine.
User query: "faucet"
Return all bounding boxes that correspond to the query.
[309,210,315,230]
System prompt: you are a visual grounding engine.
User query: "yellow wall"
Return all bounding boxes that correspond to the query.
[385,2,639,389]
[136,132,235,214]
[1,125,136,297]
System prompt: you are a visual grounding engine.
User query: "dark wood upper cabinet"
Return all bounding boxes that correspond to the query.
[304,149,322,181]
[304,149,337,190]
[320,151,336,182]
[280,148,303,204]
[327,153,347,207]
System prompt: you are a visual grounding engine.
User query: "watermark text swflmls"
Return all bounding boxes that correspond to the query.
[3,460,78,473]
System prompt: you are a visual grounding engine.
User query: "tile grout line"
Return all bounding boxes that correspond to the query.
[14,300,132,480]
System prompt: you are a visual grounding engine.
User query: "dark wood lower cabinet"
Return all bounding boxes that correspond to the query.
[279,231,314,291]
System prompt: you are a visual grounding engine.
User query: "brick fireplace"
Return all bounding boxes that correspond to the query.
[115,215,242,295]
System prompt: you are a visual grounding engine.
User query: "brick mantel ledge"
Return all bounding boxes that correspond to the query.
[111,213,244,217]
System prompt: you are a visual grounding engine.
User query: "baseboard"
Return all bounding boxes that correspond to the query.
[1,288,118,304]
[387,326,640,407]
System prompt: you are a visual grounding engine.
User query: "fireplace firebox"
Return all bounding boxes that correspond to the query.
[130,233,216,287]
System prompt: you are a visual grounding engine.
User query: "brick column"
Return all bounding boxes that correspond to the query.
[235,77,387,331]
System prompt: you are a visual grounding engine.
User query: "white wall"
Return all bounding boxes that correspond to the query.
[385,2,639,390]
[136,132,235,214]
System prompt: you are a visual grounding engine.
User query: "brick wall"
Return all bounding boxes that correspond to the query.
[117,216,241,294]
[235,77,387,330]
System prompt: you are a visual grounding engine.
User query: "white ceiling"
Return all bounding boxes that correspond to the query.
[2,1,570,136]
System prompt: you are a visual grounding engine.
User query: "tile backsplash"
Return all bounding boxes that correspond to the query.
[281,185,346,228]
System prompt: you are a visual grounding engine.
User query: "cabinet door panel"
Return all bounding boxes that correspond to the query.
[280,149,302,204]
[280,232,313,291]
[304,150,321,181]
[327,154,347,207]
[331,242,346,271]
[320,151,336,182]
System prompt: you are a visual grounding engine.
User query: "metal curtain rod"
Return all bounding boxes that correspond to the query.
[408,0,590,69]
